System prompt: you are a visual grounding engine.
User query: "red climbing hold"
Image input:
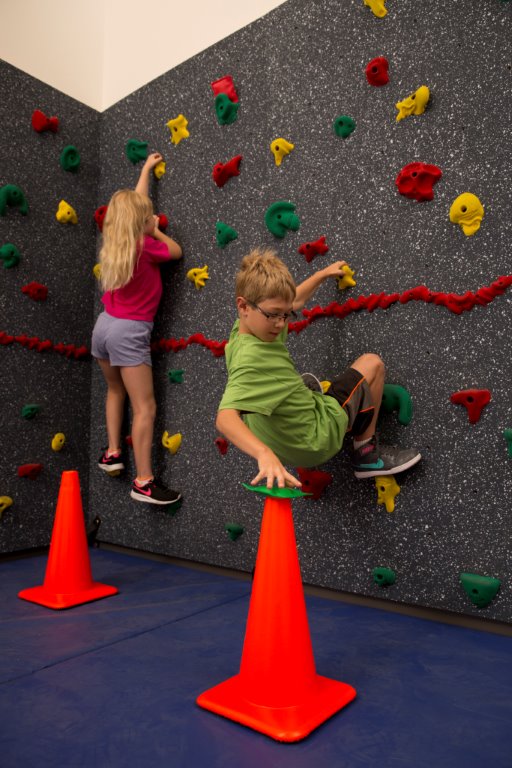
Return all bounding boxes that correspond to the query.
[31,109,59,133]
[211,75,239,103]
[395,162,442,202]
[214,437,229,455]
[298,236,329,263]
[212,155,243,187]
[18,463,43,479]
[450,389,491,424]
[157,213,168,231]
[94,205,108,231]
[365,57,389,86]
[297,468,333,499]
[0,332,14,345]
[21,282,48,301]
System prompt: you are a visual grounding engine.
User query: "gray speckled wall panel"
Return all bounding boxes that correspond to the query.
[90,0,512,622]
[0,60,100,550]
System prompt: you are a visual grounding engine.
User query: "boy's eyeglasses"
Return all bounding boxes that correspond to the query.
[246,300,297,323]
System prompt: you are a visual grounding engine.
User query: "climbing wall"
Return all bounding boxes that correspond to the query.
[0,60,101,550]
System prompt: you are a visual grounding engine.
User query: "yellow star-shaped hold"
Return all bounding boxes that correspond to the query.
[337,265,356,290]
[166,115,189,145]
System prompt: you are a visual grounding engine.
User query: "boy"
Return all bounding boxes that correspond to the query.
[217,248,421,489]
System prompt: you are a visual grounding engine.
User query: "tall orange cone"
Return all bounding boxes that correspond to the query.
[196,486,356,741]
[18,470,118,609]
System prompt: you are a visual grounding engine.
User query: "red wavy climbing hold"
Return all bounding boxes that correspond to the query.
[365,56,389,86]
[214,437,229,455]
[211,75,239,103]
[212,155,243,187]
[94,205,108,231]
[157,213,168,231]
[450,389,491,424]
[18,463,43,479]
[21,282,48,301]
[396,162,442,202]
[298,236,329,263]
[0,332,14,345]
[31,109,59,133]
[297,467,333,500]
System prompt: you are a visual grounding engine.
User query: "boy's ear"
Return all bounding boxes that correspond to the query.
[236,296,248,313]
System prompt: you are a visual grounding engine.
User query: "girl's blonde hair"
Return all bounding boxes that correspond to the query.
[99,189,153,292]
[235,247,296,304]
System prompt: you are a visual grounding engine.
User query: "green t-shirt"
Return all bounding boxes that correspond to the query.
[218,320,348,467]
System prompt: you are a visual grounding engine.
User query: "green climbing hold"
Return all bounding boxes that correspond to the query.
[164,498,183,517]
[503,428,512,458]
[167,369,185,383]
[60,145,81,172]
[372,567,396,587]
[215,93,239,125]
[21,404,41,420]
[460,572,501,608]
[225,523,244,541]
[264,201,301,239]
[381,384,413,426]
[216,221,238,248]
[333,115,356,139]
[242,483,311,498]
[0,243,21,268]
[126,139,148,164]
[0,184,28,216]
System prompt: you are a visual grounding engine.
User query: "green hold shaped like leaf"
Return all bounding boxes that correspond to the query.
[380,383,413,426]
[216,221,238,248]
[21,404,41,420]
[460,572,501,608]
[264,201,300,239]
[333,115,356,139]
[225,522,244,541]
[60,145,81,172]
[0,243,21,268]
[372,567,396,587]
[242,483,311,498]
[503,428,512,458]
[167,368,184,383]
[126,139,148,164]
[215,93,239,125]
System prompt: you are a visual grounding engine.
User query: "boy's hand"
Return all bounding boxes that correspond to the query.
[320,260,349,279]
[251,448,302,489]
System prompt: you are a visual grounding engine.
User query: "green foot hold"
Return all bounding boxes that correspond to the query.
[381,384,413,426]
[126,139,148,164]
[333,115,356,139]
[215,93,239,125]
[167,368,185,383]
[503,428,512,458]
[225,523,244,541]
[460,572,501,608]
[372,567,396,587]
[165,498,183,516]
[60,145,81,172]
[0,243,21,268]
[21,404,41,420]
[242,483,311,498]
[216,221,238,248]
[0,184,28,216]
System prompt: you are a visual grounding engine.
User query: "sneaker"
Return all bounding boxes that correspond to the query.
[301,372,324,394]
[130,478,182,506]
[352,436,421,479]
[98,449,125,474]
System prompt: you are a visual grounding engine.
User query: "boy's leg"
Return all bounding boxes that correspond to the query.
[349,353,384,441]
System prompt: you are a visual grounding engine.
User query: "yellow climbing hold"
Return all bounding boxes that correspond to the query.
[186,265,209,289]
[375,476,400,513]
[0,496,13,518]
[51,433,66,452]
[337,265,356,290]
[270,138,295,167]
[93,263,101,280]
[162,431,182,454]
[320,380,331,393]
[154,160,166,179]
[396,86,430,122]
[56,200,78,224]
[166,115,189,145]
[364,0,387,18]
[449,193,484,236]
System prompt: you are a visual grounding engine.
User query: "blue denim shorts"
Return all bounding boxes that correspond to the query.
[91,312,153,367]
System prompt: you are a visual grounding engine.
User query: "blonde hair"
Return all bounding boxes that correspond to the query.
[235,248,296,304]
[99,190,153,291]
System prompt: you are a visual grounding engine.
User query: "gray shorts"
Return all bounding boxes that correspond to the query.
[91,312,153,367]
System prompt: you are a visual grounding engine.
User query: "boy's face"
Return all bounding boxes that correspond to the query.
[237,295,294,342]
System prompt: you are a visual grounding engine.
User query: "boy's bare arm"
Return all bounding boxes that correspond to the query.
[293,261,348,310]
[216,408,302,489]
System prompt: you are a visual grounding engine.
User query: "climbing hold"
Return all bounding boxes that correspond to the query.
[216,221,238,248]
[154,160,166,179]
[0,243,21,268]
[375,476,400,513]
[0,184,28,216]
[215,437,229,455]
[94,205,108,231]
[56,199,78,224]
[60,145,81,172]
[215,93,239,125]
[395,162,442,202]
[162,431,182,454]
[296,468,333,500]
[31,109,59,133]
[396,86,430,122]
[125,139,148,164]
[298,236,329,263]
[450,389,491,424]
[21,281,48,301]
[381,383,413,426]
[264,201,300,238]
[167,368,184,383]
[449,193,484,236]
[21,404,41,420]
[503,429,512,458]
[0,496,13,518]
[93,263,101,280]
[333,115,356,138]
[460,573,500,608]
[225,523,244,541]
[211,75,239,102]
[372,567,396,586]
[242,483,311,498]
[320,380,331,393]
[364,0,388,17]
[212,154,243,187]
[337,265,356,290]
[18,463,43,479]
[270,138,295,166]
[51,433,66,451]
[166,115,189,145]
[186,266,209,289]
[365,56,389,86]
[157,213,168,231]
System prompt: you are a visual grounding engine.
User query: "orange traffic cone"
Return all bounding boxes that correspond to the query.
[196,487,356,741]
[18,470,118,609]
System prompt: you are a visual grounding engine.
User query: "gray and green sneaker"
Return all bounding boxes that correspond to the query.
[352,436,421,479]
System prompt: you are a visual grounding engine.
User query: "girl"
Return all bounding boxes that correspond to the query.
[91,153,183,505]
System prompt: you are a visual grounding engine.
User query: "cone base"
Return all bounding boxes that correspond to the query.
[197,673,356,742]
[18,582,118,610]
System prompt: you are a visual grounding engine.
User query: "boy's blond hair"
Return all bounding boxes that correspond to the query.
[235,248,296,304]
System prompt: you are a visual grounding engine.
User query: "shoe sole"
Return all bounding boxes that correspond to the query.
[99,462,125,474]
[353,452,421,479]
[130,490,182,505]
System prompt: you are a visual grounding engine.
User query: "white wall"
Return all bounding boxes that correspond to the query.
[0,0,287,111]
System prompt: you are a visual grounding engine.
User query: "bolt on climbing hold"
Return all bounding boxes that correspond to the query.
[216,221,238,248]
[167,369,184,384]
[449,193,484,236]
[365,56,389,86]
[0,184,28,216]
[93,263,101,280]
[0,243,21,268]
[296,468,333,499]
[21,404,41,420]
[212,155,243,187]
[395,162,442,202]
[460,573,501,608]
[21,281,48,301]
[18,463,43,479]
[270,138,294,166]
[157,213,168,231]
[333,115,356,138]
[31,108,59,132]
[154,160,166,179]
[337,265,356,290]
[186,266,209,289]
[381,384,413,426]
[396,86,430,122]
[166,115,189,145]
[225,523,244,541]
[60,145,81,172]
[211,75,239,102]
[265,201,300,238]
[125,139,148,164]
[298,236,328,263]
[94,205,108,231]
[0,496,13,518]
[450,389,491,424]
[372,567,396,586]
[56,200,78,224]
[215,437,229,455]
[51,433,66,452]
[162,431,182,455]
[215,93,239,125]
[503,429,512,457]
[364,0,387,17]
[375,476,400,513]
